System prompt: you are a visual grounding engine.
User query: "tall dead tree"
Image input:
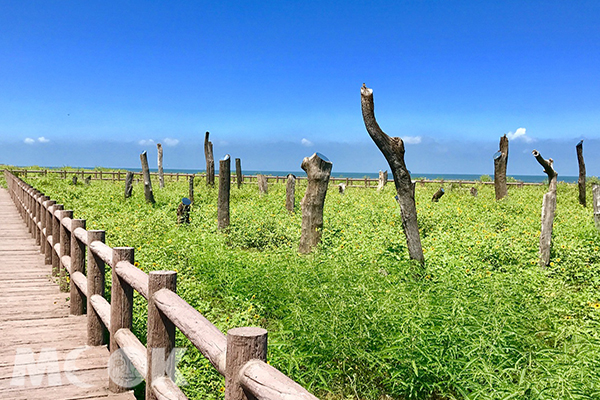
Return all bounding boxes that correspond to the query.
[377,170,388,191]
[124,171,134,199]
[299,153,332,254]
[235,158,243,189]
[218,155,231,230]
[533,150,557,267]
[360,84,424,264]
[204,131,215,187]
[140,151,155,203]
[576,140,586,207]
[494,134,509,200]
[157,143,165,189]
[286,174,296,213]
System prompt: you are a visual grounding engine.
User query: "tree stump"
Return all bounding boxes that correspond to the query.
[177,198,191,224]
[532,150,557,267]
[286,174,296,213]
[361,83,424,264]
[257,174,268,195]
[299,153,332,254]
[470,187,478,197]
[85,175,91,185]
[338,183,346,195]
[377,170,388,191]
[204,131,215,187]
[124,171,134,199]
[157,143,165,189]
[218,155,231,230]
[72,175,78,185]
[494,134,509,200]
[140,151,155,203]
[432,187,445,202]
[576,140,586,207]
[235,158,243,189]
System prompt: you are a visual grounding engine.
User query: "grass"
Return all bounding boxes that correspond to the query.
[13,171,600,400]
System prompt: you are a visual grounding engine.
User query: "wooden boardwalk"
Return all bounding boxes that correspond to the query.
[0,188,135,400]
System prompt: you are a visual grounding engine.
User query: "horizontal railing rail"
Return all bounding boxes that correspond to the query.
[3,169,319,400]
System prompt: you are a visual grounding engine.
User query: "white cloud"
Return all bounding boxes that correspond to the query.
[402,136,422,145]
[301,138,313,147]
[163,138,179,146]
[138,139,155,145]
[37,136,50,143]
[506,127,534,143]
[24,138,35,144]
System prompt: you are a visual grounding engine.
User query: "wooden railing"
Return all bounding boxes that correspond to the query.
[8,168,544,188]
[3,170,319,400]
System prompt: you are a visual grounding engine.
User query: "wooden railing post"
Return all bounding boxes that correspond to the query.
[36,196,49,247]
[51,204,64,276]
[58,210,73,291]
[87,230,106,344]
[43,201,56,262]
[70,219,86,315]
[225,327,268,400]
[109,247,135,393]
[147,271,177,400]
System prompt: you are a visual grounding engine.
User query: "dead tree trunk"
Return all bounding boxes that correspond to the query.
[218,155,231,230]
[576,140,586,207]
[235,158,242,189]
[204,131,215,187]
[432,187,445,202]
[593,184,600,230]
[157,143,165,189]
[286,174,296,213]
[377,170,388,191]
[361,84,424,264]
[140,151,155,204]
[532,150,557,267]
[124,171,134,199]
[257,174,268,195]
[299,153,332,254]
[494,134,509,200]
[189,175,195,204]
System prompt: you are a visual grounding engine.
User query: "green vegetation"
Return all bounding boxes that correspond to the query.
[17,173,600,399]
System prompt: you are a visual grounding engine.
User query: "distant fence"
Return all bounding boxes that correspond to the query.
[4,170,318,400]
[9,168,544,188]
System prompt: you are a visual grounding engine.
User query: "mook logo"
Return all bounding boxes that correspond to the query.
[10,347,187,388]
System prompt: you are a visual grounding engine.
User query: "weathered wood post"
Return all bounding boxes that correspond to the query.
[286,174,296,213]
[432,187,445,202]
[377,170,388,191]
[593,185,600,230]
[58,209,73,292]
[109,247,135,392]
[140,151,155,203]
[124,171,134,199]
[87,230,106,345]
[42,200,56,260]
[204,131,215,187]
[72,175,78,185]
[85,175,91,185]
[576,140,586,207]
[299,153,332,254]
[218,155,231,230]
[157,143,165,189]
[257,174,268,195]
[51,204,64,273]
[37,196,49,247]
[225,327,268,400]
[147,271,177,400]
[235,158,243,189]
[361,83,424,264]
[533,150,557,267]
[189,175,195,204]
[70,219,86,315]
[494,134,509,200]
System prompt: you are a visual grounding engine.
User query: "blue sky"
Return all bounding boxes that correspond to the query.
[1,1,599,176]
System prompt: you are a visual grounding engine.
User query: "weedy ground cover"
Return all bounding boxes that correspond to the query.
[17,173,600,400]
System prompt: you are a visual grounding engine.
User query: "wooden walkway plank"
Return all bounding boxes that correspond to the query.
[0,188,136,400]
